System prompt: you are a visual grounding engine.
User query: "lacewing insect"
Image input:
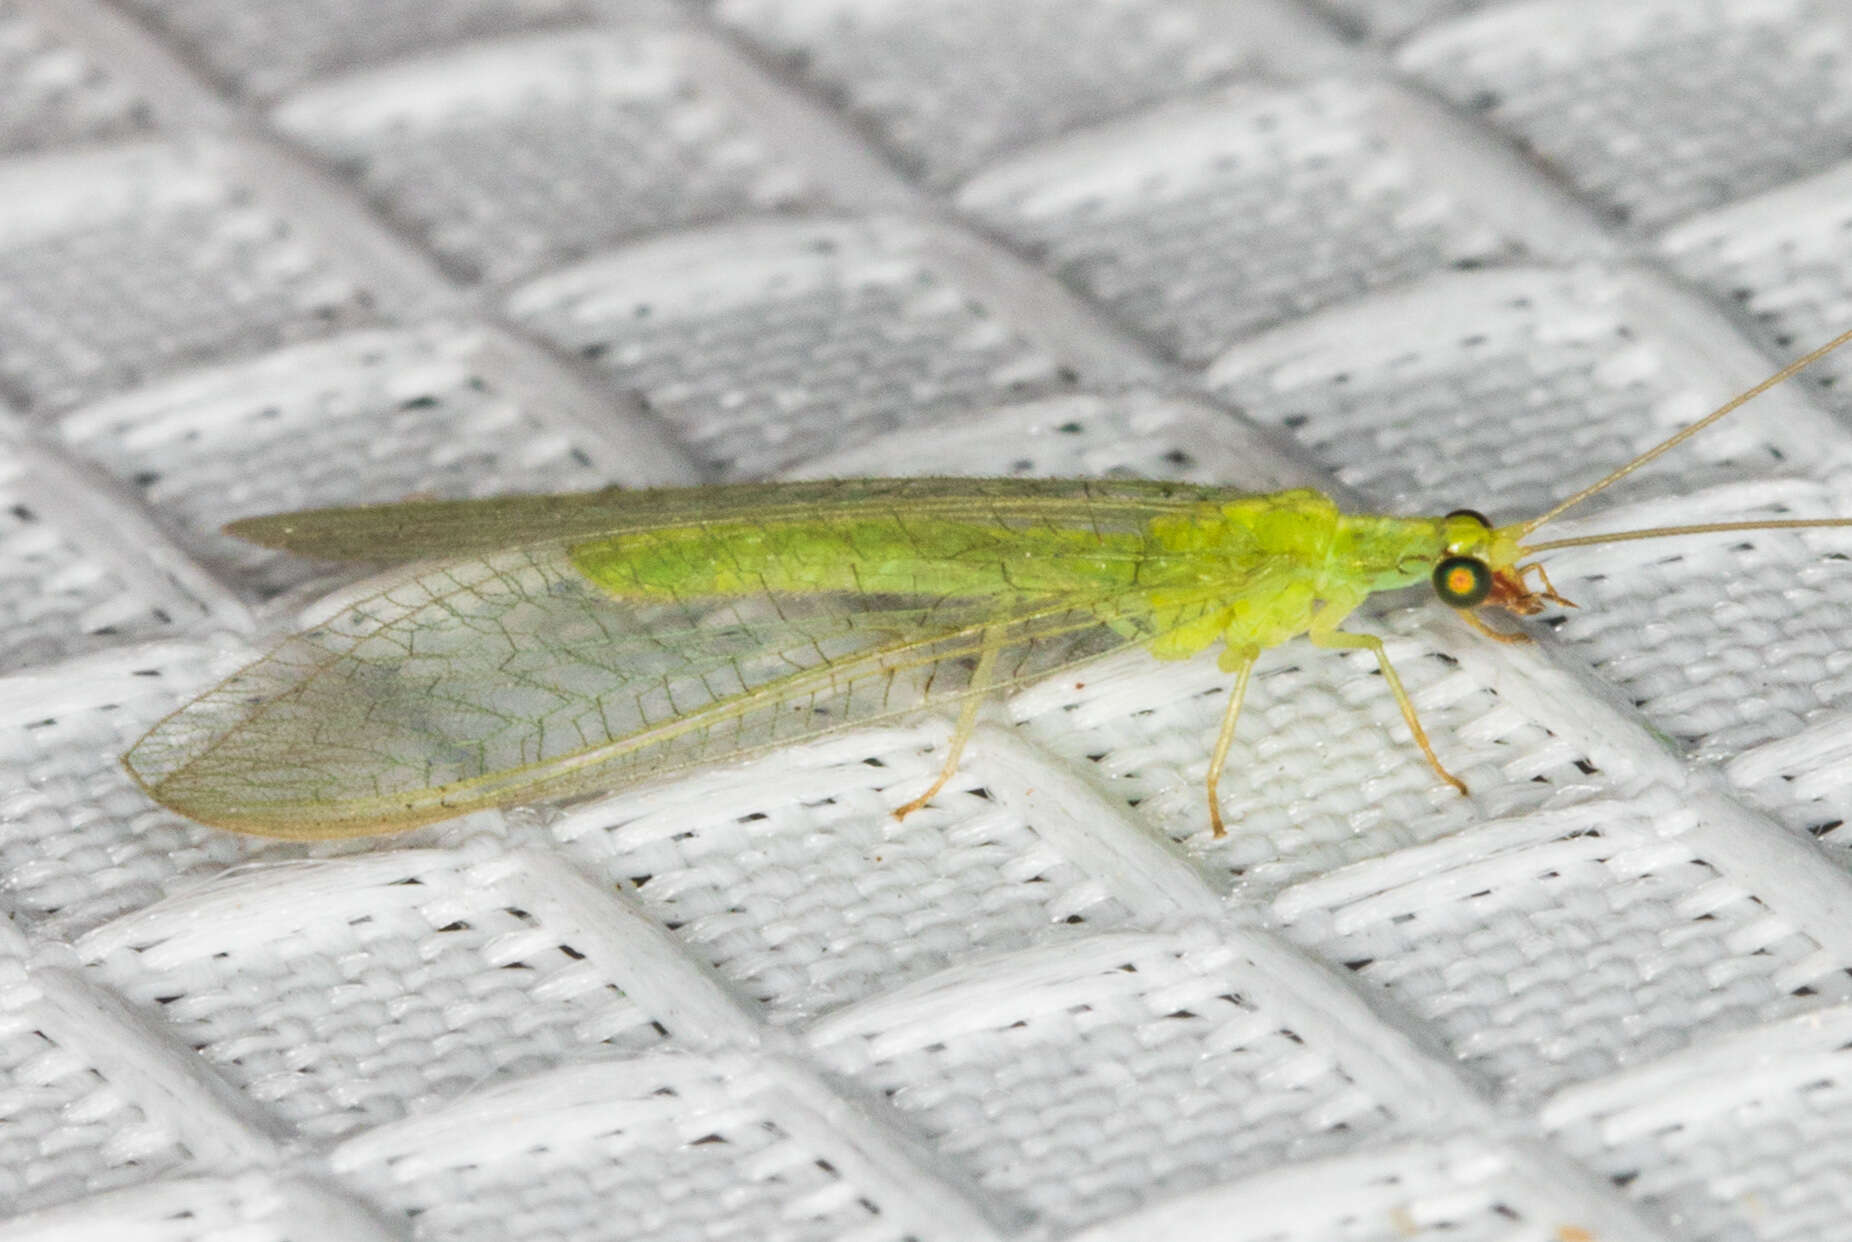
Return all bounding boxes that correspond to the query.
[126,328,1852,840]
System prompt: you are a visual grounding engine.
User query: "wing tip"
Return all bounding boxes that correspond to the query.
[122,746,430,841]
[223,512,315,553]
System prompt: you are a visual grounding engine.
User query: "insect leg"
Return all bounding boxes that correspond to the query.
[1521,561,1575,608]
[1307,610,1468,795]
[893,629,1004,820]
[1205,646,1259,838]
[1458,609,1530,644]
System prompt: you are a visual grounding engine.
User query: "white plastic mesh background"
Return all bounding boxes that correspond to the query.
[5,2,1852,1240]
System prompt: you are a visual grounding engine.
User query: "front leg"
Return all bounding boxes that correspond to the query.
[1306,604,1468,795]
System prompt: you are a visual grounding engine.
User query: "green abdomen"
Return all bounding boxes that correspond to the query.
[568,517,1149,601]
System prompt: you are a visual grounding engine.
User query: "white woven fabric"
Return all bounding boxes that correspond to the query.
[4,1,1852,1240]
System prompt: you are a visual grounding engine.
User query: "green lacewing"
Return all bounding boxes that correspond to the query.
[126,328,1852,840]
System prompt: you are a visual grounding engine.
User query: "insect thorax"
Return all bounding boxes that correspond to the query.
[1323,512,1450,595]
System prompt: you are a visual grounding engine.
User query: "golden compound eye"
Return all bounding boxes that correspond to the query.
[1432,555,1493,608]
[1444,508,1491,528]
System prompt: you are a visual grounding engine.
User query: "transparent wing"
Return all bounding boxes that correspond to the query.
[126,542,1168,839]
[225,476,1236,563]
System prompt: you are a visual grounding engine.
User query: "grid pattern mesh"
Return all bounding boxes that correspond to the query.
[4,2,1852,1240]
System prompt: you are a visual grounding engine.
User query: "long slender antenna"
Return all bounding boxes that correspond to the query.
[1525,515,1852,554]
[1514,324,1852,539]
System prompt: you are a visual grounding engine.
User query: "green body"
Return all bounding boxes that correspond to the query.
[124,478,1458,838]
[571,486,1440,665]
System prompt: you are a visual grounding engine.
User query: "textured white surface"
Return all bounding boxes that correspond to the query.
[4,2,1852,1240]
